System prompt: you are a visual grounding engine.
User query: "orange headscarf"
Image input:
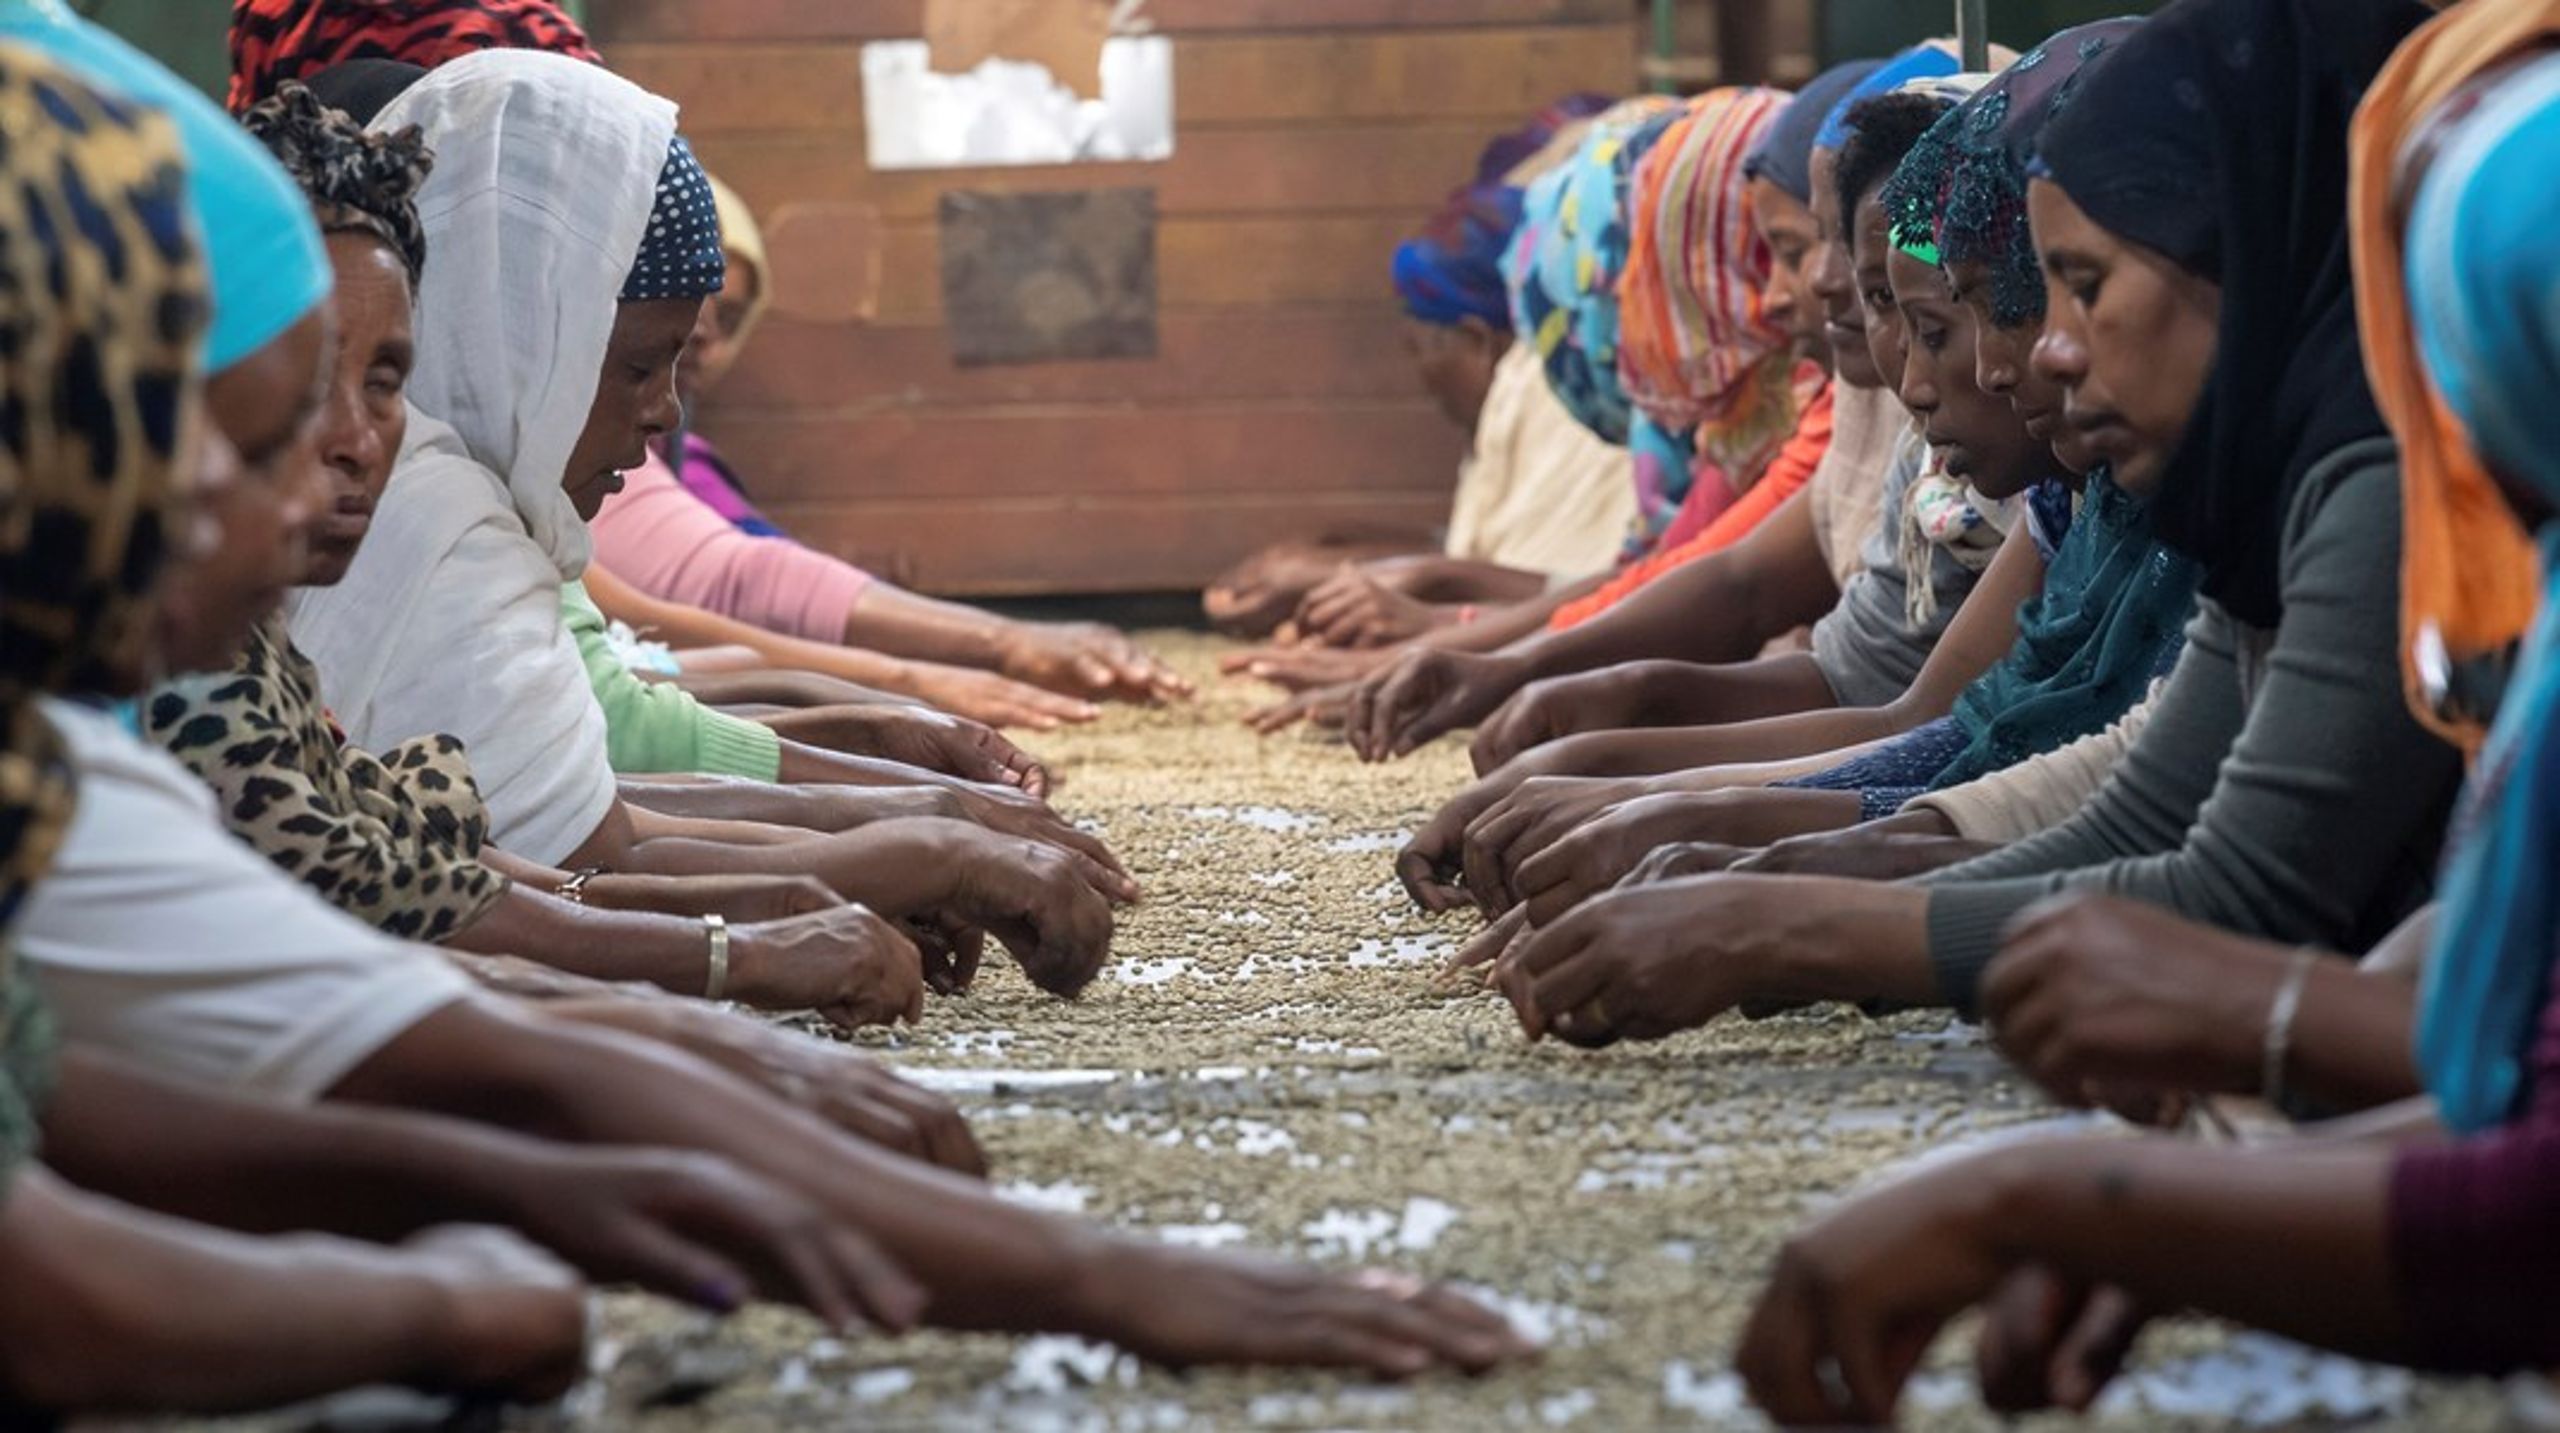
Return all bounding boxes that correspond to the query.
[2351,1,2560,753]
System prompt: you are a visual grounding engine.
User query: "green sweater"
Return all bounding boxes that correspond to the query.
[560,584,782,781]
[1921,439,2460,1014]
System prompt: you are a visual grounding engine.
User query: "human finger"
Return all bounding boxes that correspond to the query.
[1736,1259,1842,1427]
[1460,802,1535,915]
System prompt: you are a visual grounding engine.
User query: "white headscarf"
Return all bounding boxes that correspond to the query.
[288,51,677,865]
[380,48,675,576]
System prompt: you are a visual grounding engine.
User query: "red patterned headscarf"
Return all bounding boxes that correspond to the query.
[227,0,599,114]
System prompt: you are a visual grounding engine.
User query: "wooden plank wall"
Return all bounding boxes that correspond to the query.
[593,0,1636,595]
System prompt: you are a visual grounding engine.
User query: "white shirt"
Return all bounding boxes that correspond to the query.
[19,699,473,1100]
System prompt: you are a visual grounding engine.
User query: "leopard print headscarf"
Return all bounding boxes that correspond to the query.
[147,617,507,943]
[0,43,207,1191]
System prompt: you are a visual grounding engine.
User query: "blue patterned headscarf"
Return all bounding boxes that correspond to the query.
[2407,53,2560,1135]
[1502,96,1680,447]
[621,133,723,301]
[1391,94,1615,331]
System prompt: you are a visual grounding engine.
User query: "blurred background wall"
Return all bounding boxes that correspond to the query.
[90,0,2152,597]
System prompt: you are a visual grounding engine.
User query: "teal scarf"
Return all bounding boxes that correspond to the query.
[1929,472,2199,791]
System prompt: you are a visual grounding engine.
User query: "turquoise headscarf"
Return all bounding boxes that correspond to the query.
[0,0,331,372]
[2406,52,2560,1135]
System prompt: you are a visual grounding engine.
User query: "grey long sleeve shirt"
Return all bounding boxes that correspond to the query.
[1919,439,2461,1014]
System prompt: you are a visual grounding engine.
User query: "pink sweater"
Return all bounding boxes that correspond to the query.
[588,449,874,644]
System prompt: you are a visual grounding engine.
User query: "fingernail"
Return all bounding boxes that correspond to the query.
[697,1278,745,1311]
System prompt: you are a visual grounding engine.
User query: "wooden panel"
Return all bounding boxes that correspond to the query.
[762,492,1459,596]
[593,0,1627,45]
[715,310,1430,413]
[693,123,1503,221]
[708,404,1463,505]
[615,27,1631,135]
[865,213,1408,323]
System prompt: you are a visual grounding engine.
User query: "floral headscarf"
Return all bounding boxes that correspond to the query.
[1615,86,1802,546]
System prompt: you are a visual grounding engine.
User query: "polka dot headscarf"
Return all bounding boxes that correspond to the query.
[621,134,724,301]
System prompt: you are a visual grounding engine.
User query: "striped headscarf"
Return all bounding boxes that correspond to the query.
[227,0,599,114]
[0,41,208,1189]
[1616,86,1798,545]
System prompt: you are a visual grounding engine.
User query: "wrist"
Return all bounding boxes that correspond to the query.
[1049,1227,1157,1340]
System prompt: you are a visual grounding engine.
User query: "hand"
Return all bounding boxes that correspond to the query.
[730,906,928,1031]
[1243,681,1357,737]
[1493,876,1771,1046]
[1079,1240,1534,1376]
[906,663,1101,731]
[855,820,1118,997]
[1510,793,1749,929]
[1976,1266,2150,1415]
[1394,756,1561,912]
[1981,894,2284,1111]
[1204,544,1342,637]
[640,1002,987,1175]
[1219,642,1393,694]
[998,621,1193,704]
[1453,774,1658,915]
[1736,1152,2017,1427]
[940,779,1141,904]
[1344,648,1531,763]
[1290,564,1453,649]
[399,1225,590,1401]
[780,704,1050,798]
[1440,906,1531,990]
[496,1147,925,1334]
[1624,841,1752,884]
[1732,823,1996,881]
[1469,666,1660,776]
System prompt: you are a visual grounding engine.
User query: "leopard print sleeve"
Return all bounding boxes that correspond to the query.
[146,617,508,943]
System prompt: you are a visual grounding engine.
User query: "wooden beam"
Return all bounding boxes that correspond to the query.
[592,0,1627,44]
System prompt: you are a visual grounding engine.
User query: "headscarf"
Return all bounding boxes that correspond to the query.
[1394,95,1615,332]
[1503,95,1681,448]
[0,0,332,374]
[241,80,434,287]
[1920,18,2145,327]
[1814,40,1963,153]
[2349,2,2560,754]
[2405,53,2560,1135]
[286,49,672,862]
[376,46,679,576]
[709,173,774,351]
[2034,0,2426,629]
[1394,187,1527,331]
[623,136,725,303]
[304,57,428,125]
[227,0,598,114]
[1616,87,1799,546]
[1745,58,1882,204]
[0,42,207,1188]
[146,620,507,943]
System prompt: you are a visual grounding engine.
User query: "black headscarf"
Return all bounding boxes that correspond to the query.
[301,57,426,124]
[2033,0,2426,627]
[1743,57,1882,204]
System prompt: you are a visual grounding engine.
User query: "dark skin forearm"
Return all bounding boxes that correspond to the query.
[442,883,741,994]
[669,668,913,710]
[1501,654,1844,777]
[1514,490,1841,682]
[1985,1139,2404,1361]
[1371,555,1551,606]
[328,998,1100,1331]
[39,1048,555,1241]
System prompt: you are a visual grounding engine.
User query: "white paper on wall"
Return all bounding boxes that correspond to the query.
[862,37,1175,171]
